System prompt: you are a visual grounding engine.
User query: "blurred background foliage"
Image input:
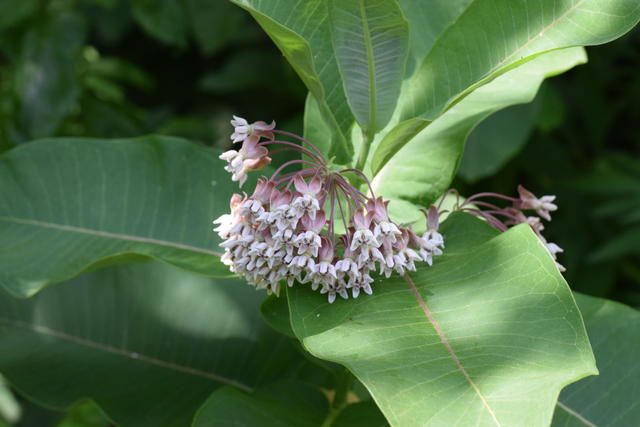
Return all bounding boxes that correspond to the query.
[0,0,639,425]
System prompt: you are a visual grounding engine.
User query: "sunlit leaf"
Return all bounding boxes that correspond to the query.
[399,0,640,121]
[288,212,596,426]
[372,48,586,224]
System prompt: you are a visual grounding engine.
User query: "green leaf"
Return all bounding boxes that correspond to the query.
[397,0,474,70]
[288,212,596,426]
[552,293,640,426]
[329,0,408,136]
[0,262,299,427]
[132,0,188,47]
[458,96,541,182]
[0,0,38,31]
[230,0,354,162]
[369,117,429,176]
[261,294,295,338]
[14,12,86,140]
[193,380,329,427]
[400,0,640,121]
[303,93,332,157]
[332,401,388,427]
[0,136,249,297]
[185,0,245,55]
[372,47,586,224]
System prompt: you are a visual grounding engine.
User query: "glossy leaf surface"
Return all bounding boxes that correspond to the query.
[400,0,640,121]
[329,0,408,135]
[372,48,586,224]
[0,136,241,297]
[288,213,596,426]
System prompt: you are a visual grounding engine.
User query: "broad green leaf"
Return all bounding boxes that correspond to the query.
[288,212,596,426]
[261,294,296,338]
[193,381,329,427]
[0,262,299,427]
[372,47,586,224]
[397,0,474,71]
[0,136,246,297]
[329,0,408,136]
[230,0,354,162]
[400,0,640,121]
[369,117,428,176]
[552,293,640,426]
[458,96,541,182]
[303,93,332,157]
[0,0,37,31]
[132,0,188,47]
[14,12,86,140]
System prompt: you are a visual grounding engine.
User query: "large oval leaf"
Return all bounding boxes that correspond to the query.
[0,262,299,427]
[0,136,239,297]
[329,0,408,136]
[552,293,640,426]
[400,0,640,121]
[287,213,596,426]
[372,47,586,223]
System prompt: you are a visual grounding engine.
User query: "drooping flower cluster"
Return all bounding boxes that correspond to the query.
[449,185,564,271]
[214,116,445,302]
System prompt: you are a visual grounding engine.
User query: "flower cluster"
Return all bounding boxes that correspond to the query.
[451,185,564,271]
[214,116,445,302]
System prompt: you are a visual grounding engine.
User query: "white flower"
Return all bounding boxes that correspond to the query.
[374,220,401,245]
[348,273,374,298]
[230,115,275,143]
[291,194,320,219]
[212,213,235,239]
[518,185,558,221]
[294,231,322,257]
[335,257,359,279]
[307,261,337,291]
[320,280,349,304]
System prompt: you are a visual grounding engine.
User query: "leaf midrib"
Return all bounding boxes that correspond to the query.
[359,0,377,134]
[403,274,502,426]
[0,317,252,392]
[0,216,223,257]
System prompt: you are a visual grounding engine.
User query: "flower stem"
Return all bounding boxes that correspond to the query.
[320,369,355,427]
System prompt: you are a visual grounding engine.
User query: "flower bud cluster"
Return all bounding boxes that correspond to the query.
[214,116,445,303]
[454,185,565,271]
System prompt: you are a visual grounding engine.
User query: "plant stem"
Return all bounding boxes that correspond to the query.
[320,369,355,427]
[355,128,373,173]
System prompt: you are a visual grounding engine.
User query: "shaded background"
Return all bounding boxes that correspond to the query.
[0,1,638,424]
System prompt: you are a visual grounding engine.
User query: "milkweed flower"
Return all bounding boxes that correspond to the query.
[452,185,565,272]
[213,115,445,302]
